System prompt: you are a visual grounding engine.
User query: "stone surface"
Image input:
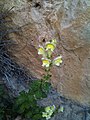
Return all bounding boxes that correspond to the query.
[1,0,90,105]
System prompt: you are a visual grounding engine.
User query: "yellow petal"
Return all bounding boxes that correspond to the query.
[53,56,62,66]
[42,112,47,117]
[38,46,45,55]
[45,106,51,112]
[42,58,51,67]
[45,42,55,52]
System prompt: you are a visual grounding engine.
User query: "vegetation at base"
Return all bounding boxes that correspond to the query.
[0,80,51,120]
[15,79,51,120]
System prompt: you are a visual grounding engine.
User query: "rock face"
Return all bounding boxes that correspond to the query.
[1,0,90,105]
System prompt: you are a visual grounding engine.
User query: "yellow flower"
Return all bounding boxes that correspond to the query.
[45,106,51,112]
[42,58,51,67]
[45,42,55,52]
[38,46,45,56]
[42,112,51,120]
[42,105,56,120]
[53,56,62,66]
[42,112,47,118]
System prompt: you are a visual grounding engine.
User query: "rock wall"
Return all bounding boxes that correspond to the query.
[1,0,90,105]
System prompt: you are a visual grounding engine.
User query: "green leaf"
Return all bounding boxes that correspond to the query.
[34,90,47,99]
[42,82,51,94]
[30,80,41,91]
[32,113,42,120]
[16,91,27,105]
[25,111,33,118]
[27,94,36,103]
[18,104,26,113]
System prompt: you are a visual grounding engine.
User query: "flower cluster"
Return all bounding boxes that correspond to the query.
[42,105,56,120]
[38,39,62,68]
